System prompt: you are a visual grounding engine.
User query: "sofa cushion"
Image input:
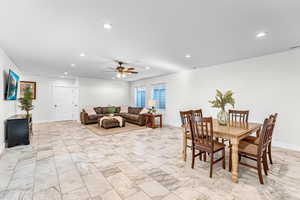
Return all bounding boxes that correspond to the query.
[123,113,139,121]
[115,107,121,113]
[139,108,149,114]
[107,107,116,113]
[101,107,115,114]
[120,106,128,113]
[128,107,143,115]
[88,114,98,120]
[84,107,96,115]
[94,107,102,114]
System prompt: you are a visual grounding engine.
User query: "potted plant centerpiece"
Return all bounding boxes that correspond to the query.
[19,85,34,117]
[209,89,235,126]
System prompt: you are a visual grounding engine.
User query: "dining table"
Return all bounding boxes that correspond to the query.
[182,119,261,183]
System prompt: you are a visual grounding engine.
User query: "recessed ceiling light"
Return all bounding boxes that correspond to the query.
[256,31,267,38]
[145,66,151,70]
[185,54,191,58]
[104,23,112,30]
[80,53,85,57]
[71,64,76,67]
[64,72,68,75]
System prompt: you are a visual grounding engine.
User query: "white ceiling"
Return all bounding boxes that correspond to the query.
[0,0,300,81]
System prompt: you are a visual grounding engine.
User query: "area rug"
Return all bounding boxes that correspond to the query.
[85,123,147,136]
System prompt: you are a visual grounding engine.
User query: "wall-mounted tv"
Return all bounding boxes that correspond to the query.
[5,70,20,100]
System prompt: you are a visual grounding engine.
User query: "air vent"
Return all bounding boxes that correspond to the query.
[289,45,300,50]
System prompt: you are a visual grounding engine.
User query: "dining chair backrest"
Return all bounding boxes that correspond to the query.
[180,110,193,127]
[193,109,203,121]
[268,113,278,141]
[188,116,214,152]
[229,109,249,123]
[258,118,274,156]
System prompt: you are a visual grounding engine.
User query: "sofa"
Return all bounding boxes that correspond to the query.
[80,106,147,126]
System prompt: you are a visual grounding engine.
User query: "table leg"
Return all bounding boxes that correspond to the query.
[145,117,149,128]
[182,130,187,161]
[231,138,239,183]
[160,116,162,128]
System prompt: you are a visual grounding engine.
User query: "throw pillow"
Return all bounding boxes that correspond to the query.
[139,108,149,114]
[120,106,128,113]
[107,107,116,114]
[85,107,96,115]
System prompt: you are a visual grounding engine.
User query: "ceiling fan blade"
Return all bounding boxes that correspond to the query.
[128,71,138,74]
[127,67,135,70]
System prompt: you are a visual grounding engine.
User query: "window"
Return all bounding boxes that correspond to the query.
[135,87,146,107]
[152,84,166,110]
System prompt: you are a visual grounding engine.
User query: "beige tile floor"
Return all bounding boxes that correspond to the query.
[0,121,300,200]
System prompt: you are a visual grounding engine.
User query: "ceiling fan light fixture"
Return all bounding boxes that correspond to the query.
[122,73,126,78]
[116,72,122,78]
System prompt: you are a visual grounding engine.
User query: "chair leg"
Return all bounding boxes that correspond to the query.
[203,152,207,162]
[182,134,187,162]
[229,148,232,172]
[257,157,264,184]
[191,148,195,169]
[268,142,273,165]
[209,152,214,178]
[263,152,269,175]
[199,151,202,161]
[222,149,226,169]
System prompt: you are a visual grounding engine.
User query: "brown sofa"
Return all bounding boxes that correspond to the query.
[80,106,147,126]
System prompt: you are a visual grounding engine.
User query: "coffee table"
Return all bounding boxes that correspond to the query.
[98,116,125,129]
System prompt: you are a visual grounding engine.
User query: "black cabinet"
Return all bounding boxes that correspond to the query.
[5,114,32,148]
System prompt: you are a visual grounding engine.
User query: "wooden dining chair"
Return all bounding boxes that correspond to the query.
[188,116,226,178]
[193,109,203,121]
[227,110,250,170]
[228,109,249,124]
[242,113,278,165]
[180,110,193,161]
[230,118,274,184]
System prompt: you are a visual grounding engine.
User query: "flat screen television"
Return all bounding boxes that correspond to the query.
[5,70,20,100]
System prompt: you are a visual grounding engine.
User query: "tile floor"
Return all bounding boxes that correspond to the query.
[0,121,300,200]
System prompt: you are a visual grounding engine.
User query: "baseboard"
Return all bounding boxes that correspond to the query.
[272,141,300,152]
[33,120,56,124]
[33,119,80,124]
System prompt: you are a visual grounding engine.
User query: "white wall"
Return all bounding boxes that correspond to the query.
[130,49,300,150]
[0,48,22,154]
[78,77,130,109]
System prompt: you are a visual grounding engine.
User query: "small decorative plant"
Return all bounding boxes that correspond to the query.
[209,89,235,125]
[19,86,34,117]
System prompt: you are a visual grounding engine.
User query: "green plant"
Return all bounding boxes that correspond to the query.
[19,86,34,116]
[209,89,235,110]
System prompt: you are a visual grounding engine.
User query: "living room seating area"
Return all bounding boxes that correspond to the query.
[80,106,147,126]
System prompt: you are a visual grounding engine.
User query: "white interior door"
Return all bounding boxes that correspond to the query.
[71,88,79,121]
[53,86,78,121]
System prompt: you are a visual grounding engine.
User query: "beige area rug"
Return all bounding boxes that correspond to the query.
[85,123,147,136]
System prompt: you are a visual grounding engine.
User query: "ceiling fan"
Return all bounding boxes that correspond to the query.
[107,60,139,78]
